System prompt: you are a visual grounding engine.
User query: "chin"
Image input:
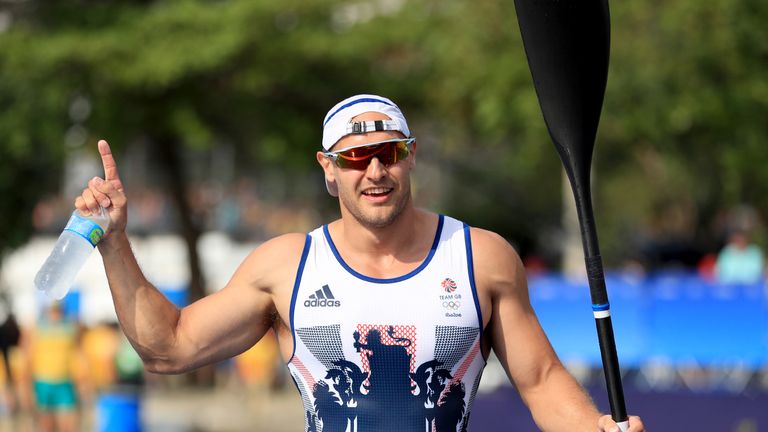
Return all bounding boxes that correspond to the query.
[349,200,409,229]
[359,211,399,229]
[340,186,411,228]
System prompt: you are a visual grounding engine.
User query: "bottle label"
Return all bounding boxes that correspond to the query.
[64,214,104,247]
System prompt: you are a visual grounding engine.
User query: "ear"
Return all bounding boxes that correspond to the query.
[316,151,336,183]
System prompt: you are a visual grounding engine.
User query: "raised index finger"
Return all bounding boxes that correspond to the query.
[98,139,121,181]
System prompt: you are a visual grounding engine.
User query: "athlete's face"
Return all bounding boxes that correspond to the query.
[317,112,416,229]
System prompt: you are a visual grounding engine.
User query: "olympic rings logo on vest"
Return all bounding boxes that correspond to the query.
[442,300,461,310]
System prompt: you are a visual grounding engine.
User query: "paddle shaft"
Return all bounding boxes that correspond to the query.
[572,178,628,426]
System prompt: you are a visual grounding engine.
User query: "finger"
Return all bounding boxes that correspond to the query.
[627,416,644,432]
[74,196,89,215]
[81,188,100,215]
[98,140,121,182]
[597,415,622,432]
[95,176,128,208]
[88,177,112,208]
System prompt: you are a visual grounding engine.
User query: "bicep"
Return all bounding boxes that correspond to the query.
[172,277,275,372]
[489,270,561,393]
[166,233,306,373]
[167,235,304,372]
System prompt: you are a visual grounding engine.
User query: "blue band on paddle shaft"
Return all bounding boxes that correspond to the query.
[592,302,610,318]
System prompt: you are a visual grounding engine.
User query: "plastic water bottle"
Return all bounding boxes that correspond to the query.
[35,207,111,300]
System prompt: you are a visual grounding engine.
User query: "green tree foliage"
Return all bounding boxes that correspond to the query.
[599,0,768,262]
[405,0,768,264]
[1,0,766,274]
[0,0,440,298]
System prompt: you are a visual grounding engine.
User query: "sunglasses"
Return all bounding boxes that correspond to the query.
[323,138,415,170]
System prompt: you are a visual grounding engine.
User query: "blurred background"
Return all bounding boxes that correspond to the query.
[0,0,766,430]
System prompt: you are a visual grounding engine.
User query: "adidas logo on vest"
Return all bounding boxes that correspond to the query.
[304,285,341,308]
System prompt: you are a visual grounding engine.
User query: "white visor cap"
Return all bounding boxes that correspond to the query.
[321,94,411,196]
[322,94,410,151]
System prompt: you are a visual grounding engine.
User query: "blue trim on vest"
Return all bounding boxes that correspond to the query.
[463,224,486,360]
[288,234,313,364]
[323,97,395,126]
[322,214,445,284]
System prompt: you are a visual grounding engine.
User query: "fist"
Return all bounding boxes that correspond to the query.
[73,140,128,236]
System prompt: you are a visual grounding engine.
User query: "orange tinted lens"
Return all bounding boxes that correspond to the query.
[336,141,406,169]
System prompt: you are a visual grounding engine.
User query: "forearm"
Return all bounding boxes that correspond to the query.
[524,364,601,432]
[98,232,182,370]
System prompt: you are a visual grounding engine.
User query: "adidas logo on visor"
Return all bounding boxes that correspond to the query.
[304,284,341,308]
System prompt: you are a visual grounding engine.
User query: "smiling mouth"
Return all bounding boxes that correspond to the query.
[362,187,393,197]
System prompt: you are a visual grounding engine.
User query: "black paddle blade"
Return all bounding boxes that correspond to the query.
[514,0,610,188]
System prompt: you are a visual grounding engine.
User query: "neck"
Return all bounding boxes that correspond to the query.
[331,201,437,258]
[328,202,440,279]
[348,205,418,252]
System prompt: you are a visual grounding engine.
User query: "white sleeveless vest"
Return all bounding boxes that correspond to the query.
[287,215,486,432]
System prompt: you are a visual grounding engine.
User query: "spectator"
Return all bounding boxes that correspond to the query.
[715,230,765,285]
[22,302,82,432]
[80,322,119,393]
[0,296,20,414]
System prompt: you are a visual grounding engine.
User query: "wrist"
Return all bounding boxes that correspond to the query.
[98,229,129,253]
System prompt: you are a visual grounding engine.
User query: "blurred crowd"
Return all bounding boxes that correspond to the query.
[33,182,768,284]
[0,300,285,432]
[32,178,320,243]
[524,204,768,287]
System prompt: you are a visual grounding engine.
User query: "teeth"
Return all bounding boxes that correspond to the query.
[364,188,390,195]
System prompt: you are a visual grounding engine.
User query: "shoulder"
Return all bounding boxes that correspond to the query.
[254,232,310,256]
[468,227,523,269]
[233,232,310,291]
[247,232,310,267]
[467,227,527,297]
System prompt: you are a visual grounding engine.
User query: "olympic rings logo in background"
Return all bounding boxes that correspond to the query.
[442,301,461,310]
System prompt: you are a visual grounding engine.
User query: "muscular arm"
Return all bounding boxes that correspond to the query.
[80,140,302,374]
[98,232,303,374]
[472,228,600,431]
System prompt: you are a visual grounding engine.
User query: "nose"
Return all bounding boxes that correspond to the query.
[365,157,387,180]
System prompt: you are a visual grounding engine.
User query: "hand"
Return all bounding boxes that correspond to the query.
[598,414,645,432]
[73,140,128,237]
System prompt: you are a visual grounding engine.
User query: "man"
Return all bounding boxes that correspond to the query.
[23,302,81,432]
[76,94,643,431]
